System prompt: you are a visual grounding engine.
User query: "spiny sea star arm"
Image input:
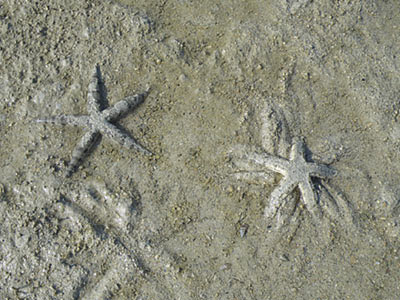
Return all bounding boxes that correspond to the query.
[100,122,152,155]
[66,129,101,177]
[289,138,306,160]
[298,178,321,220]
[36,115,90,126]
[102,90,149,122]
[309,162,336,178]
[245,152,290,174]
[264,177,298,219]
[232,170,274,182]
[87,65,103,115]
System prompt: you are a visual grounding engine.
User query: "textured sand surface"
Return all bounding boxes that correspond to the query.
[1,0,400,299]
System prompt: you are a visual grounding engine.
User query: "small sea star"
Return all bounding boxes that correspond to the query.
[240,138,336,221]
[38,65,151,176]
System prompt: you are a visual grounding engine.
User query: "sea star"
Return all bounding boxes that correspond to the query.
[37,65,151,176]
[240,138,336,220]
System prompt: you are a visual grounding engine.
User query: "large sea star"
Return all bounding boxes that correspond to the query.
[37,65,151,176]
[237,138,336,221]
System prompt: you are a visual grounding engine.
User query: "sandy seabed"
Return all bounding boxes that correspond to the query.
[1,0,400,299]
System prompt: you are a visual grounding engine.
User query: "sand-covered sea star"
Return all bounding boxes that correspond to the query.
[238,138,336,221]
[37,65,151,176]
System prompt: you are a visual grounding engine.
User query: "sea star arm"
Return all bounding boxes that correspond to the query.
[289,138,305,160]
[245,152,290,174]
[232,171,275,185]
[66,129,101,177]
[102,91,148,122]
[87,65,103,115]
[264,177,298,218]
[37,115,90,126]
[100,122,152,155]
[298,178,321,220]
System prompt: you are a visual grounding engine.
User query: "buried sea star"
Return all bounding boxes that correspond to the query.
[235,137,336,221]
[37,65,151,176]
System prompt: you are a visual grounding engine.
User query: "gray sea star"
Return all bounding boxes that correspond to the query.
[240,138,336,221]
[38,65,151,176]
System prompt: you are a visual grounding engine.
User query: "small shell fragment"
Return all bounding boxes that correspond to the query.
[239,224,249,238]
